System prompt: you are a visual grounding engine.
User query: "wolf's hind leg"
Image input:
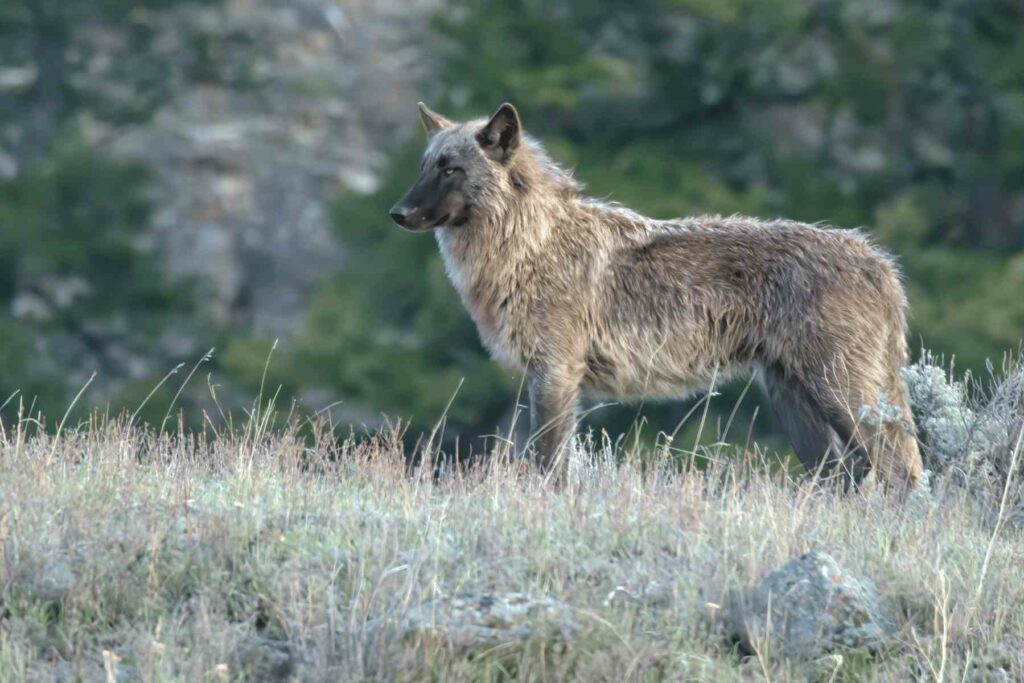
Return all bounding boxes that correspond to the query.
[824,378,921,491]
[761,364,866,487]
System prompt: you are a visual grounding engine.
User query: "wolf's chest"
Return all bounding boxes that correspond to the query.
[443,263,533,369]
[464,280,534,371]
[436,230,545,370]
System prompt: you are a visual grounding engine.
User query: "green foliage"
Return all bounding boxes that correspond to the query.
[0,0,220,420]
[0,0,224,128]
[0,136,196,414]
[0,0,217,27]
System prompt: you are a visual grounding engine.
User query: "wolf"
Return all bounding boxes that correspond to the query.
[389,102,923,490]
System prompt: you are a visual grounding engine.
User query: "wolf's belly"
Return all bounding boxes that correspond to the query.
[582,327,744,401]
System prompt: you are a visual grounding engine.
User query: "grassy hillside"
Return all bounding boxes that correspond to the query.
[1,363,1022,681]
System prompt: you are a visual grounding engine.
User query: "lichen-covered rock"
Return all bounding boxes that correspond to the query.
[727,552,891,661]
[966,644,1017,682]
[6,553,77,606]
[901,357,985,473]
[901,353,1013,478]
[235,637,300,682]
[33,558,77,604]
[901,353,1024,523]
[371,592,577,653]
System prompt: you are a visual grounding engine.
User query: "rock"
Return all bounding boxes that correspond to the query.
[966,644,1016,682]
[727,551,891,661]
[235,637,300,682]
[31,558,77,604]
[371,592,577,653]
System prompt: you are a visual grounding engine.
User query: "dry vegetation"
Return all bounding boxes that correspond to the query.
[0,355,1022,682]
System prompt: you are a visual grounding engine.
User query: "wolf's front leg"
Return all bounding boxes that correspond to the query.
[528,369,581,481]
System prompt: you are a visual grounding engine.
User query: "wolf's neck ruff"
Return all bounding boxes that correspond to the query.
[433,161,563,371]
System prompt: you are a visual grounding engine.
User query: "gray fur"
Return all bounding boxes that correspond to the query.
[391,103,924,490]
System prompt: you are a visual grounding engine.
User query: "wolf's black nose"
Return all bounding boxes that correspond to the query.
[389,206,409,227]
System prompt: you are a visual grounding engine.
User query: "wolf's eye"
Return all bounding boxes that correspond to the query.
[444,167,456,176]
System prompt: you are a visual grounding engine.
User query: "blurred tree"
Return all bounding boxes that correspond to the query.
[0,0,195,163]
[0,137,197,414]
[0,0,219,419]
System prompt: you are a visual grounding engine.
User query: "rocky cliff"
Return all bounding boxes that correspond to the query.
[2,0,436,340]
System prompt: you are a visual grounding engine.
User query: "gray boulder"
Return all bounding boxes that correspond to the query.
[235,637,300,682]
[370,592,577,653]
[33,558,77,604]
[727,551,891,661]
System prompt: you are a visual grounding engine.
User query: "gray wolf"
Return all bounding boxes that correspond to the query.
[390,102,923,490]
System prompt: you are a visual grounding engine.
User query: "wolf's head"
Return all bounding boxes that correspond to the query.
[389,102,523,232]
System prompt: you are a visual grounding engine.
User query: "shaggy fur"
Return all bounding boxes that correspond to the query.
[391,102,923,489]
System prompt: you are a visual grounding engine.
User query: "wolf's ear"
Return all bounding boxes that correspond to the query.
[477,103,521,161]
[418,102,453,136]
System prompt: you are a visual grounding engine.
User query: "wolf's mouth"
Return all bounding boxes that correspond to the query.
[431,213,451,229]
[451,206,471,227]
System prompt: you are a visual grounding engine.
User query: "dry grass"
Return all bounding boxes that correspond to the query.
[0,402,1022,681]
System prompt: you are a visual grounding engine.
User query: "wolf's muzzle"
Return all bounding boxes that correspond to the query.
[389,205,411,228]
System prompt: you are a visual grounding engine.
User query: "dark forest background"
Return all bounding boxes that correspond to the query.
[3,0,1024,457]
